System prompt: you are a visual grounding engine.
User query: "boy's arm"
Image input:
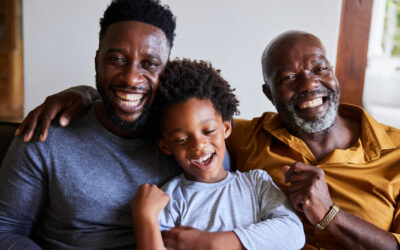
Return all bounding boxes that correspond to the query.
[132,183,170,250]
[232,170,305,250]
[162,226,244,250]
[16,85,99,142]
[163,170,305,250]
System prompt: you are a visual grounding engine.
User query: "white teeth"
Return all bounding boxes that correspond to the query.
[115,91,143,106]
[299,98,323,109]
[192,154,213,164]
[120,100,140,106]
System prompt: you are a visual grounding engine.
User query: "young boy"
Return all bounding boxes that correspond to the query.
[131,59,305,250]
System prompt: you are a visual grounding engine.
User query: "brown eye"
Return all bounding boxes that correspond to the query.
[279,74,296,84]
[204,129,216,135]
[108,56,126,65]
[314,67,328,74]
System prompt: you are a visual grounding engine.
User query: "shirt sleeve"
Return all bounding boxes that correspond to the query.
[233,170,305,250]
[0,136,48,249]
[158,179,183,232]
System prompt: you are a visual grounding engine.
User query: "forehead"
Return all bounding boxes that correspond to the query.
[99,21,169,57]
[163,99,220,129]
[270,40,328,70]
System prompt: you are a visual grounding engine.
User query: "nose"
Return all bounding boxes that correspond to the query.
[189,135,207,153]
[296,71,319,93]
[121,64,145,87]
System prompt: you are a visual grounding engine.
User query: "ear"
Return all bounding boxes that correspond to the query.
[262,83,275,106]
[223,120,232,139]
[157,139,172,155]
[95,50,99,72]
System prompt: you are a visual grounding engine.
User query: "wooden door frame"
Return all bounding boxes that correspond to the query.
[335,0,374,106]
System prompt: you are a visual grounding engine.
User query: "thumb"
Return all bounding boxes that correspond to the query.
[282,165,291,174]
[282,165,291,183]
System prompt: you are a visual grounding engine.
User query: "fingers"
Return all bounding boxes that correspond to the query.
[38,104,65,142]
[59,101,86,127]
[16,106,42,142]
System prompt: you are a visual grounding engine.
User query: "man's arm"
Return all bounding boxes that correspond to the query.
[131,184,170,250]
[16,85,98,142]
[0,137,48,249]
[283,162,399,250]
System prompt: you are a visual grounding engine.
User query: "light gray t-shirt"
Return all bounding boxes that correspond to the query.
[159,170,305,250]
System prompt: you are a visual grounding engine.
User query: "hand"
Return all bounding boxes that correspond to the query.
[131,183,170,223]
[15,85,98,142]
[282,162,333,225]
[162,226,211,250]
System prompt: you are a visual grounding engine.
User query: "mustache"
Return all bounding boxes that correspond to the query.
[112,85,149,92]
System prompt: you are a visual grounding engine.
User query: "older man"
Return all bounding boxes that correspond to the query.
[14,30,400,248]
[228,31,400,249]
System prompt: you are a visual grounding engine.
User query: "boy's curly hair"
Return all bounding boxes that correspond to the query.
[99,0,176,48]
[151,58,240,138]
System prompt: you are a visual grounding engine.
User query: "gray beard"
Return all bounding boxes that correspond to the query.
[279,90,339,135]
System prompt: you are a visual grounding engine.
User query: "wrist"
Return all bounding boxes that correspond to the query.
[315,202,340,230]
[132,209,158,227]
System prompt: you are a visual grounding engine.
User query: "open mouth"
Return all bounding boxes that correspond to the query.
[190,153,215,169]
[298,96,328,110]
[114,89,146,109]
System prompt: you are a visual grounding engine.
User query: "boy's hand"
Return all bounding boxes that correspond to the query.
[15,85,98,142]
[131,183,170,222]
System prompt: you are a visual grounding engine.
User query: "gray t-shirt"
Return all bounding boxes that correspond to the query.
[0,106,181,249]
[159,170,305,250]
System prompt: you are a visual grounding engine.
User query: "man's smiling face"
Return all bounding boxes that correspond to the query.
[263,33,340,135]
[95,21,170,132]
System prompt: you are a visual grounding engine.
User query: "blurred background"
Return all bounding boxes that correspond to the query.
[0,0,398,128]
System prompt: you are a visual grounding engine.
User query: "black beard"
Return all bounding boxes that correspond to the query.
[96,75,152,132]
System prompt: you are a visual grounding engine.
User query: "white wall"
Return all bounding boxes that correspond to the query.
[23,0,342,119]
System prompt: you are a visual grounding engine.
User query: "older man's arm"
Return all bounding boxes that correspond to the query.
[15,85,98,142]
[0,137,48,249]
[283,162,399,250]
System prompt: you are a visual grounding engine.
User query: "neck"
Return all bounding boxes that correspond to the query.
[95,102,143,138]
[294,115,361,161]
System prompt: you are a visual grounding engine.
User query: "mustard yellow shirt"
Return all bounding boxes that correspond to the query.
[227,104,400,249]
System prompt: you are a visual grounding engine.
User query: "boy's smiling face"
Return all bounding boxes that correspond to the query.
[158,98,232,183]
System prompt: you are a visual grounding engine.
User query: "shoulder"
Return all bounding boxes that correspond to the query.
[228,112,278,147]
[232,112,277,132]
[381,124,400,147]
[160,175,184,196]
[234,169,273,186]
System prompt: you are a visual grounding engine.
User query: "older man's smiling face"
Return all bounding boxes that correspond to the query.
[263,33,340,135]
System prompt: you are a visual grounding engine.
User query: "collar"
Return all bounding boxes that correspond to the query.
[261,104,396,163]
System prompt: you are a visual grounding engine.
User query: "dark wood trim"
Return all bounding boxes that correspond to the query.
[335,0,373,106]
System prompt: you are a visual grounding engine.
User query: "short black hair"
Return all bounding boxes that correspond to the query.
[99,0,176,48]
[151,58,240,138]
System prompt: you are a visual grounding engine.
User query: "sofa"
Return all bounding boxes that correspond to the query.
[0,122,19,165]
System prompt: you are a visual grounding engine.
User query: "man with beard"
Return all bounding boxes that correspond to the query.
[228,31,400,249]
[0,0,183,248]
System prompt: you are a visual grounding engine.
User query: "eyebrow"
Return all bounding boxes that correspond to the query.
[105,49,162,62]
[105,48,125,54]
